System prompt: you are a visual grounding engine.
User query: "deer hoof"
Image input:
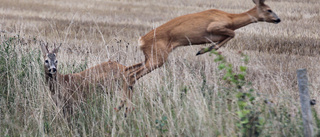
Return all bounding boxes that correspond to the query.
[196,50,204,56]
[123,106,135,117]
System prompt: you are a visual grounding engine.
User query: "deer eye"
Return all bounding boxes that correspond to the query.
[55,60,58,64]
[45,60,49,63]
[267,10,272,13]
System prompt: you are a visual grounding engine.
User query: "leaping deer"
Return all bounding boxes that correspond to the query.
[40,42,127,117]
[117,0,281,112]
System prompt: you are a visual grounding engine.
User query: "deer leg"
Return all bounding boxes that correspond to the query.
[115,71,132,112]
[115,62,151,113]
[129,51,168,85]
[125,62,143,72]
[116,41,169,115]
[115,83,133,112]
[196,25,235,55]
[118,57,165,112]
[115,63,145,112]
[115,62,142,113]
[116,51,168,114]
[116,61,142,112]
[196,37,233,55]
[115,64,147,114]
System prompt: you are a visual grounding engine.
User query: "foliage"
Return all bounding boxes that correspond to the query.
[155,115,168,134]
[0,35,314,136]
[312,107,320,136]
[0,35,41,105]
[209,49,265,136]
[0,35,43,136]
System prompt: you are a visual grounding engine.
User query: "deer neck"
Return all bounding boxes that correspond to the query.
[229,7,259,30]
[45,71,63,93]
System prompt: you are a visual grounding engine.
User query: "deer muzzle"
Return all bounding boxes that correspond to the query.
[48,66,57,74]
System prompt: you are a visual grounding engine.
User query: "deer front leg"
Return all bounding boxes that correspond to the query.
[125,62,143,72]
[196,23,235,55]
[115,85,134,117]
[196,37,233,55]
[115,73,133,113]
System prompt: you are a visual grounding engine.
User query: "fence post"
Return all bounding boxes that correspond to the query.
[297,69,313,137]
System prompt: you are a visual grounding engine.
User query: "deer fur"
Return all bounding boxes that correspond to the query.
[40,42,127,116]
[117,0,281,112]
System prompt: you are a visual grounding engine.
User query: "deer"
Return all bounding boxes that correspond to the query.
[40,42,127,117]
[116,0,281,112]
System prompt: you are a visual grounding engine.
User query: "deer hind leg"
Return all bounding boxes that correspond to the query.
[116,83,132,113]
[121,58,166,115]
[116,58,166,114]
[129,45,169,86]
[116,42,169,115]
[115,64,138,112]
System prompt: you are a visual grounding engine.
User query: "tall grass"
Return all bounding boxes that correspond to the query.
[1,35,317,136]
[1,0,319,136]
[0,35,45,136]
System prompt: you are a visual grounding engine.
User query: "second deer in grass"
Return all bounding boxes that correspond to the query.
[117,0,281,111]
[40,42,127,116]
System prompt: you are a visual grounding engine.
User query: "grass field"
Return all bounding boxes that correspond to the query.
[1,0,320,136]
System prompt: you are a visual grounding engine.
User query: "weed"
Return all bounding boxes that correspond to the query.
[155,115,168,135]
[210,49,264,136]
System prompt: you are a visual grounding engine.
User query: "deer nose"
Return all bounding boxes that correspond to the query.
[52,68,57,73]
[49,68,57,74]
[275,18,281,23]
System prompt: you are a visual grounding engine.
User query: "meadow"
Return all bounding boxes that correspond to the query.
[0,0,319,136]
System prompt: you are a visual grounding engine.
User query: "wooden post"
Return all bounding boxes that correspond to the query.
[297,69,313,137]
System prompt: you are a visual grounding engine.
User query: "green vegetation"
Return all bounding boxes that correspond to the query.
[0,0,319,136]
[0,35,43,136]
[1,36,317,136]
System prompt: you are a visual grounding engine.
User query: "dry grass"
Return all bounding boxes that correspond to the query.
[0,0,319,136]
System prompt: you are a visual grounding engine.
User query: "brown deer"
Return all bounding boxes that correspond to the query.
[117,0,281,111]
[40,42,127,117]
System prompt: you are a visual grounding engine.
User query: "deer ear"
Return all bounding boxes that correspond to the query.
[52,43,61,54]
[253,0,265,5]
[40,42,49,56]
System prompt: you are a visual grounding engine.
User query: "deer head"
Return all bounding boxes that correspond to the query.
[40,42,61,75]
[253,0,281,24]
